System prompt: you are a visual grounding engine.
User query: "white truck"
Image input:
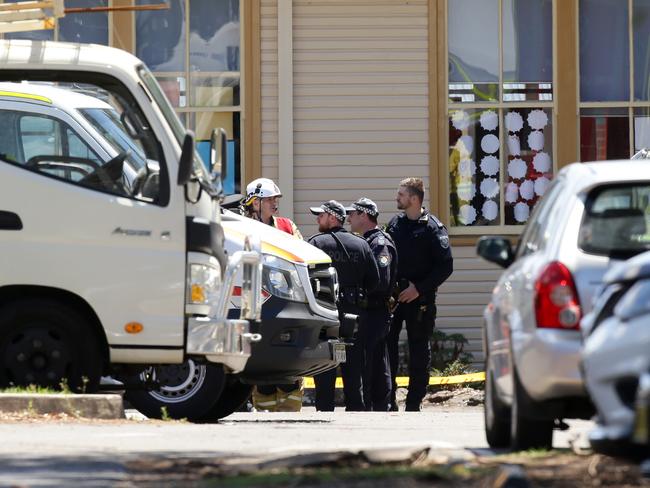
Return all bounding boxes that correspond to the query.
[0,39,263,419]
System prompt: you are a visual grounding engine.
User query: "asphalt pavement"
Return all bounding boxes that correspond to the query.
[0,407,593,487]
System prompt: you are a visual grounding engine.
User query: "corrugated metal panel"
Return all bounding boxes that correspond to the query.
[260,0,278,181]
[291,0,429,236]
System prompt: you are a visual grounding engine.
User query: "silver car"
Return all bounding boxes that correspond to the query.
[582,250,650,455]
[478,161,650,450]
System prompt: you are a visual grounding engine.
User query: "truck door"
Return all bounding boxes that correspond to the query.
[0,87,186,357]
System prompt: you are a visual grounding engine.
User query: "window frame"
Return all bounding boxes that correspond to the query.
[134,0,243,193]
[578,0,650,159]
[445,0,557,236]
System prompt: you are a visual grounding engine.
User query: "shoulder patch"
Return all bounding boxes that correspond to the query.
[428,214,444,229]
[378,254,390,267]
[439,234,450,249]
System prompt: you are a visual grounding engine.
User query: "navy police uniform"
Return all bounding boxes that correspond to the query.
[386,209,453,411]
[362,226,397,411]
[308,201,380,411]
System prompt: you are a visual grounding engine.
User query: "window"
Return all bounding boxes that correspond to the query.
[579,0,650,160]
[447,0,554,230]
[136,0,241,194]
[579,184,650,258]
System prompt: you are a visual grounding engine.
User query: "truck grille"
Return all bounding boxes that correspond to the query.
[309,264,338,310]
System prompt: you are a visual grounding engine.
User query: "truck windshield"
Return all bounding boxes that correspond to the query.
[579,183,650,258]
[137,66,215,189]
[79,108,147,171]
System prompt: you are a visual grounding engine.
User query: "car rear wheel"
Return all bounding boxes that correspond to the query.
[511,368,554,450]
[484,366,511,448]
[124,360,227,421]
[198,377,253,422]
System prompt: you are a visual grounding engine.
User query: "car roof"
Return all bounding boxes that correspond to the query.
[559,160,650,193]
[0,39,141,73]
[0,81,112,111]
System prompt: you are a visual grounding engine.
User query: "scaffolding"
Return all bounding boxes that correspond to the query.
[0,1,168,34]
[0,1,64,34]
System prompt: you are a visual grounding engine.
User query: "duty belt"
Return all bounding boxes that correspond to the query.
[338,286,367,306]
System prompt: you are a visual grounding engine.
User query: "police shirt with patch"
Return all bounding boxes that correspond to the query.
[386,209,453,296]
[363,228,398,298]
[308,226,379,294]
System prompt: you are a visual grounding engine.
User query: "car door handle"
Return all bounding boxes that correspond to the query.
[0,211,22,230]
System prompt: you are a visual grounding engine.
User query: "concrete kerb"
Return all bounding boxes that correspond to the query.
[0,393,125,419]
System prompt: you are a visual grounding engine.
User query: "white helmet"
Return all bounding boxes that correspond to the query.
[245,178,282,205]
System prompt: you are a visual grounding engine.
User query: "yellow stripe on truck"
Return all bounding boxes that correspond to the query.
[304,372,486,389]
[0,90,52,104]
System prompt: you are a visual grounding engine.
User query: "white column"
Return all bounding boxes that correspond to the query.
[277,0,294,218]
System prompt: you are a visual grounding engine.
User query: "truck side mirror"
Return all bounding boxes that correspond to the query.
[210,128,228,182]
[177,131,195,185]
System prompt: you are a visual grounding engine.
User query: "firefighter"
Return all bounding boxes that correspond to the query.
[244,177,303,412]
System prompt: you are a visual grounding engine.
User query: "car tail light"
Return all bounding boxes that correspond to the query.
[534,261,582,330]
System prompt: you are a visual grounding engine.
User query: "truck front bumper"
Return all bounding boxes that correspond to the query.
[234,298,343,384]
[186,317,261,373]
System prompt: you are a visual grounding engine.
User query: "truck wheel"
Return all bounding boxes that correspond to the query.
[198,378,253,422]
[124,359,226,421]
[484,366,511,448]
[0,300,102,392]
[511,368,554,450]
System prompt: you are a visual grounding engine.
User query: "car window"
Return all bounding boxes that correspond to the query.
[15,112,104,184]
[579,184,650,258]
[0,81,167,204]
[517,179,565,258]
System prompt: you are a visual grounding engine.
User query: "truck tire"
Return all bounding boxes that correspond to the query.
[0,299,102,392]
[198,378,253,422]
[124,359,226,421]
[511,368,554,450]
[484,366,511,448]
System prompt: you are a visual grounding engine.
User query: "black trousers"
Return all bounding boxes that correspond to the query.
[363,306,392,411]
[314,305,366,411]
[387,299,436,410]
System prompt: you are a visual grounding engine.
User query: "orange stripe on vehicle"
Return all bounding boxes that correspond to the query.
[224,227,316,264]
[261,241,304,263]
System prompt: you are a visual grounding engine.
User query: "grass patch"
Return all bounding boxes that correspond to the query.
[0,384,67,395]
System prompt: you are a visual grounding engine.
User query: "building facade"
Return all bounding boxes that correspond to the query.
[6,0,649,363]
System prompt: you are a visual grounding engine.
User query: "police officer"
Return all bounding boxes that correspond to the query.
[308,200,380,411]
[347,198,397,411]
[386,178,453,412]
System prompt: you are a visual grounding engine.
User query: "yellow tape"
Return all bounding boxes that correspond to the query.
[303,371,485,389]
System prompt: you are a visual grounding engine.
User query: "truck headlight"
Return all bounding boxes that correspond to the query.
[188,263,222,305]
[262,255,307,303]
